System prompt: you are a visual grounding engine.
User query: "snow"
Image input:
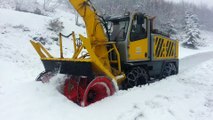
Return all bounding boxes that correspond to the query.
[165,0,213,8]
[0,8,213,120]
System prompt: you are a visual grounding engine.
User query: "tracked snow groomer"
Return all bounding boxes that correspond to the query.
[30,0,179,106]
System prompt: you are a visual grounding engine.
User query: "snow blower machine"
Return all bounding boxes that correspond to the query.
[30,0,179,107]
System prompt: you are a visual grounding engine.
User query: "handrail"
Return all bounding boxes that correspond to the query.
[30,40,53,58]
[59,33,64,58]
[59,32,78,59]
[60,33,73,38]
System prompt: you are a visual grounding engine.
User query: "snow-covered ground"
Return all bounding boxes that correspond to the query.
[0,8,213,120]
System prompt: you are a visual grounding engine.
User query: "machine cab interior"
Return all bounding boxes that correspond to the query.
[130,13,147,41]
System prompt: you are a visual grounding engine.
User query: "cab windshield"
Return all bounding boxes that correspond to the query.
[107,18,129,41]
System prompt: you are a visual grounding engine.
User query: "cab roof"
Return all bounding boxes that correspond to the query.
[105,15,130,22]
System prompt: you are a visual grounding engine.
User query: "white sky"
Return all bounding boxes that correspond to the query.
[165,0,213,8]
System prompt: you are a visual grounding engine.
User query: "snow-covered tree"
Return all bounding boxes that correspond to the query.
[161,19,177,39]
[182,11,201,49]
[42,0,61,12]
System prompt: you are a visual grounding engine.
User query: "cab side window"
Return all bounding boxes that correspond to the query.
[130,16,147,41]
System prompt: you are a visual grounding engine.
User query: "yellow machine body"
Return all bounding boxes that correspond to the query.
[128,38,149,61]
[153,36,179,60]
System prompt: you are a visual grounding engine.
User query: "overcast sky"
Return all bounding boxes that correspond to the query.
[165,0,213,8]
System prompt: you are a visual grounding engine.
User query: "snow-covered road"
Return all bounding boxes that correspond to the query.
[180,51,213,71]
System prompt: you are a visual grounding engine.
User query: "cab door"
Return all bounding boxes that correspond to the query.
[128,14,149,62]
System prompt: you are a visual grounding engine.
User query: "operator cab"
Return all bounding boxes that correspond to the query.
[106,13,149,63]
[106,13,147,42]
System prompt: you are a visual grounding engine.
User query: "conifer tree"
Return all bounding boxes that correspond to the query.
[182,11,201,49]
